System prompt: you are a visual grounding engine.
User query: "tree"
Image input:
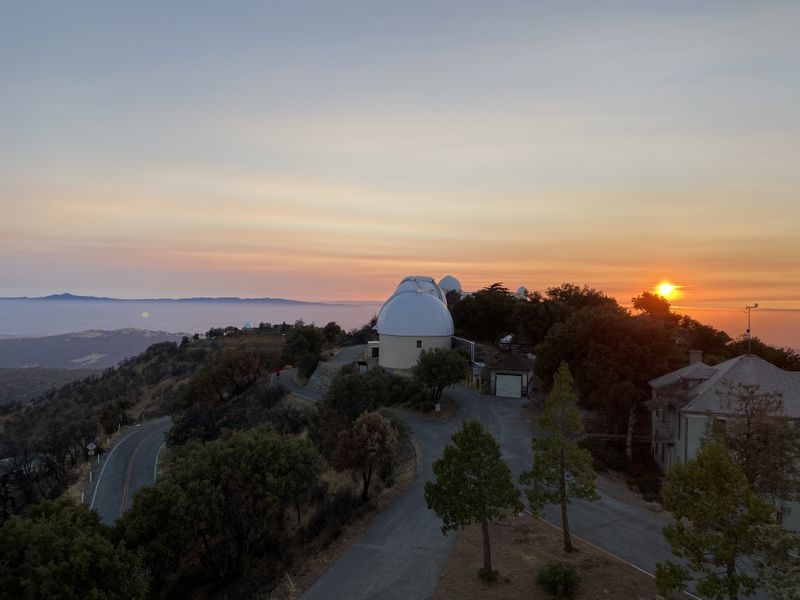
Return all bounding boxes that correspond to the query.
[631,291,674,319]
[707,382,800,517]
[125,425,322,584]
[424,421,522,577]
[331,412,397,501]
[323,321,343,344]
[413,348,469,407]
[0,498,148,600]
[655,443,774,600]
[752,525,800,600]
[534,304,682,459]
[450,283,519,343]
[519,362,599,552]
[281,324,324,368]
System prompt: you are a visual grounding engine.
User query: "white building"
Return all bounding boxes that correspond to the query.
[374,276,454,369]
[647,352,800,530]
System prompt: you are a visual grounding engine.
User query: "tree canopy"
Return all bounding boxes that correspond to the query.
[413,347,469,404]
[655,443,774,600]
[425,420,521,575]
[519,362,599,552]
[331,411,398,501]
[707,382,800,515]
[0,498,148,600]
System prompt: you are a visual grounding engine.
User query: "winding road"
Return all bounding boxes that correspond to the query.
[303,386,678,599]
[89,416,172,524]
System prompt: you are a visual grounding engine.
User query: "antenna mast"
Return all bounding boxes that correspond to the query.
[745,303,759,354]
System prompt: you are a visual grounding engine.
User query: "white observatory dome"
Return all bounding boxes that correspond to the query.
[376,288,454,337]
[517,286,528,298]
[438,275,462,294]
[392,275,446,304]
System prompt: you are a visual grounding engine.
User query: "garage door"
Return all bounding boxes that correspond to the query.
[495,374,522,398]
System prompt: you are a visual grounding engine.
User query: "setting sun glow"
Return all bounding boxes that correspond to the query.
[657,283,675,298]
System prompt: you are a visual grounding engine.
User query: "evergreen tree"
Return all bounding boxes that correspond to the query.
[655,443,774,600]
[519,362,599,552]
[424,420,522,578]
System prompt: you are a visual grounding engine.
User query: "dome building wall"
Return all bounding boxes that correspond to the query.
[375,276,454,369]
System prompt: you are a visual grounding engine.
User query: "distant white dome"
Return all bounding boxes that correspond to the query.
[242,321,254,330]
[393,275,446,304]
[439,275,462,294]
[517,287,528,297]
[376,286,454,337]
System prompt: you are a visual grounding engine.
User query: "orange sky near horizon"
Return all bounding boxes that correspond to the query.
[1,3,799,347]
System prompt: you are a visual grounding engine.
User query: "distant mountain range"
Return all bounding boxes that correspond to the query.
[1,293,361,305]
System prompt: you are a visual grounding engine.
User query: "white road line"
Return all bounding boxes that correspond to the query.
[153,441,166,481]
[89,417,166,509]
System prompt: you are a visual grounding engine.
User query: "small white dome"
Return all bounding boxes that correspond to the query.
[242,321,254,330]
[376,284,454,337]
[439,275,462,294]
[517,287,528,297]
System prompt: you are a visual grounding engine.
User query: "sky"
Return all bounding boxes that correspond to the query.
[1,2,799,343]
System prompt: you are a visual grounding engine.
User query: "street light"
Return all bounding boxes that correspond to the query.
[745,303,759,354]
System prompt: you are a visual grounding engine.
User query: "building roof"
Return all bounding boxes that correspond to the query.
[393,275,447,303]
[489,352,533,372]
[648,354,800,418]
[376,277,454,337]
[649,362,718,388]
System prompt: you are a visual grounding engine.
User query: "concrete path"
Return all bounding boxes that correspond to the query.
[281,344,367,403]
[88,416,172,524]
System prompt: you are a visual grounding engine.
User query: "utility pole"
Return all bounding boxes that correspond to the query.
[745,303,759,354]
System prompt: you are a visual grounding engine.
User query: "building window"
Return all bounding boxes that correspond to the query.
[416,340,422,349]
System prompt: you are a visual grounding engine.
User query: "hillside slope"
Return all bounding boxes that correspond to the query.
[0,329,185,369]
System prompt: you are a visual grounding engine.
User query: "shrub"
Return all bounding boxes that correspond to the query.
[298,352,320,379]
[537,562,580,600]
[579,439,629,472]
[636,472,662,496]
[478,567,498,582]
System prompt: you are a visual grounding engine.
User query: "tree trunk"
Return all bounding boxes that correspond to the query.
[362,467,373,502]
[560,447,573,553]
[481,519,493,572]
[625,403,638,461]
[726,557,738,600]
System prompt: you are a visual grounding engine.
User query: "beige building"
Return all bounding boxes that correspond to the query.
[374,276,454,369]
[647,353,800,530]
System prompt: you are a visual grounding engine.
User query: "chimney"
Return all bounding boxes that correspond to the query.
[689,350,703,365]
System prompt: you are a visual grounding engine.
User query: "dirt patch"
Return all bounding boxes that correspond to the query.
[433,514,689,600]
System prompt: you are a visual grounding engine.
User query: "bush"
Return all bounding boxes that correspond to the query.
[579,439,629,472]
[537,562,580,600]
[298,352,320,379]
[478,567,498,582]
[636,472,662,496]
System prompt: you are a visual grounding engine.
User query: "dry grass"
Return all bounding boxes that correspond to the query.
[433,514,691,600]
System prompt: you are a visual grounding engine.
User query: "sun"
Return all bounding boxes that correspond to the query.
[657,282,675,298]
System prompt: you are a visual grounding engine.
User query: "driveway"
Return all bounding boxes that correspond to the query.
[304,386,677,599]
[88,416,172,524]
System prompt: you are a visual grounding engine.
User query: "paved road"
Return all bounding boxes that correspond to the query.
[304,387,678,600]
[89,417,172,524]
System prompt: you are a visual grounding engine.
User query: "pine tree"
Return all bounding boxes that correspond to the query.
[424,420,522,578]
[519,362,599,552]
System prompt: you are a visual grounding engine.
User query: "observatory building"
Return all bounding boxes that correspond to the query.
[375,276,454,369]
